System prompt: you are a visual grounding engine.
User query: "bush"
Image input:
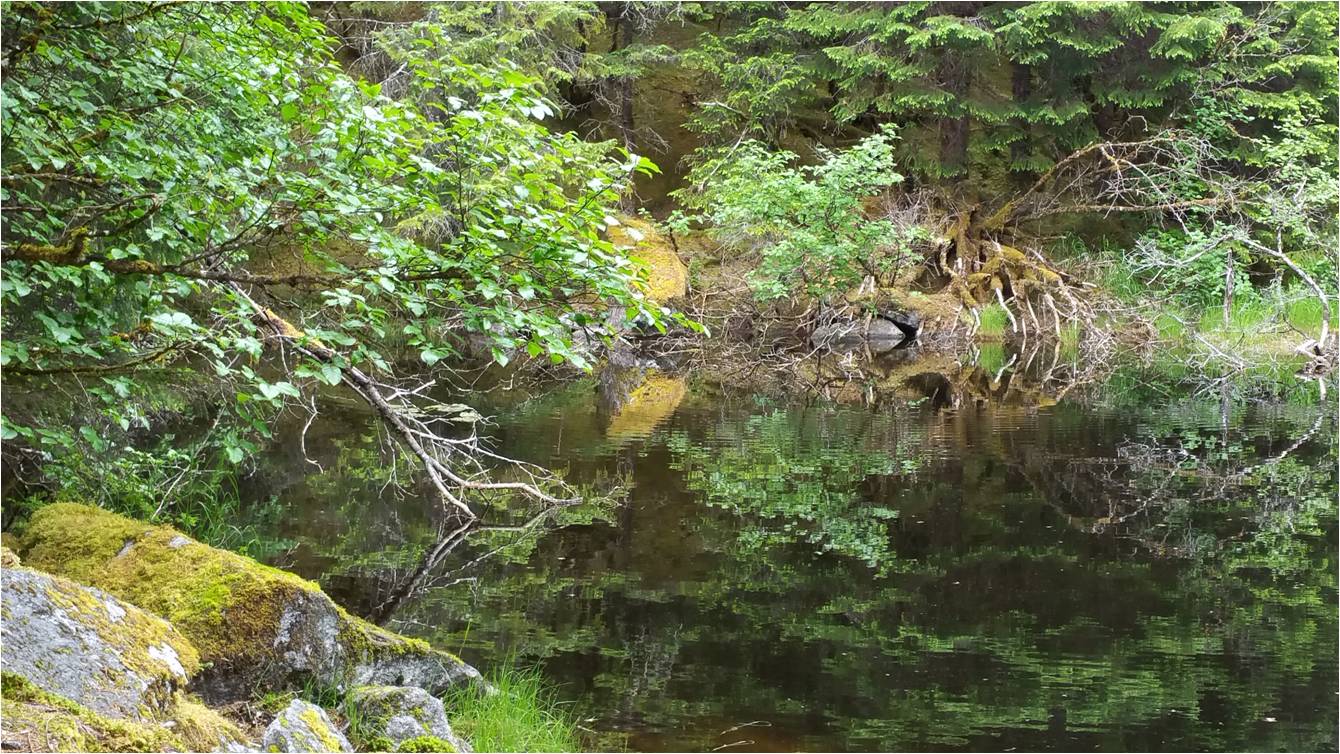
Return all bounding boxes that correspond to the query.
[672,127,924,302]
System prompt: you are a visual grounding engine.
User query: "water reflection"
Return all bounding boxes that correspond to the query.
[245,354,1338,752]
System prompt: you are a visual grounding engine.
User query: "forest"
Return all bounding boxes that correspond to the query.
[0,2,1336,753]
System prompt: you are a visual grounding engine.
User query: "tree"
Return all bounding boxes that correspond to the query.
[677,2,1337,340]
[1,1,669,519]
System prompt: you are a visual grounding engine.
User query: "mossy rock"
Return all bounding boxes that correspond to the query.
[18,503,482,702]
[344,685,469,753]
[608,215,688,303]
[0,562,199,720]
[0,673,248,753]
[261,699,351,752]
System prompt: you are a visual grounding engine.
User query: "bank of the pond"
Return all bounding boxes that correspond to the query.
[0,503,578,753]
[609,215,1337,398]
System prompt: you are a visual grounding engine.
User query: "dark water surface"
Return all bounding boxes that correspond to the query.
[248,364,1338,752]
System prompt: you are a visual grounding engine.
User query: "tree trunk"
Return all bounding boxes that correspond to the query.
[564,18,595,115]
[605,1,637,210]
[617,8,635,152]
[603,2,635,152]
[938,52,970,177]
[1010,61,1032,188]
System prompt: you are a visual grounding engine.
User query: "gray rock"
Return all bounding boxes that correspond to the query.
[345,685,472,752]
[0,565,198,721]
[812,313,917,353]
[261,699,352,753]
[350,653,481,698]
[810,321,865,348]
[866,318,905,342]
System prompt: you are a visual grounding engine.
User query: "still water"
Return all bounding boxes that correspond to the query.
[247,360,1338,752]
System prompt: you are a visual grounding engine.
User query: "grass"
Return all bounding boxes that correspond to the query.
[1058,322,1083,361]
[975,302,1010,336]
[443,667,580,753]
[1192,295,1336,346]
[1282,296,1333,334]
[265,668,584,753]
[1195,298,1279,334]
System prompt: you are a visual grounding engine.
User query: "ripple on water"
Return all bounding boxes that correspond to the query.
[251,376,1338,752]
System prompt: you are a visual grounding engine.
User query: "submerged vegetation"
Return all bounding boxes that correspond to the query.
[0,1,1336,753]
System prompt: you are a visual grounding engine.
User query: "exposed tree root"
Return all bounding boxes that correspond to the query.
[930,209,1090,339]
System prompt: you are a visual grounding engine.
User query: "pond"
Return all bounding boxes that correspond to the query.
[243,353,1338,752]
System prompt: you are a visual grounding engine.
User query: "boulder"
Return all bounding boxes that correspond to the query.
[345,685,470,752]
[0,672,251,753]
[0,562,199,720]
[18,503,482,703]
[811,310,919,352]
[866,318,903,342]
[607,215,688,304]
[261,699,351,753]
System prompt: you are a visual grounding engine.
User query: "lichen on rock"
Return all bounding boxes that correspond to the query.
[261,699,351,753]
[257,701,351,749]
[1,562,199,721]
[344,685,470,753]
[18,503,482,702]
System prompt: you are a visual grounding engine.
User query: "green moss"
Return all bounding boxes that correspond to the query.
[17,502,147,579]
[21,503,325,665]
[343,686,419,750]
[396,735,457,753]
[298,705,346,753]
[1,672,182,752]
[342,619,437,658]
[19,503,469,696]
[258,690,299,714]
[171,694,250,751]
